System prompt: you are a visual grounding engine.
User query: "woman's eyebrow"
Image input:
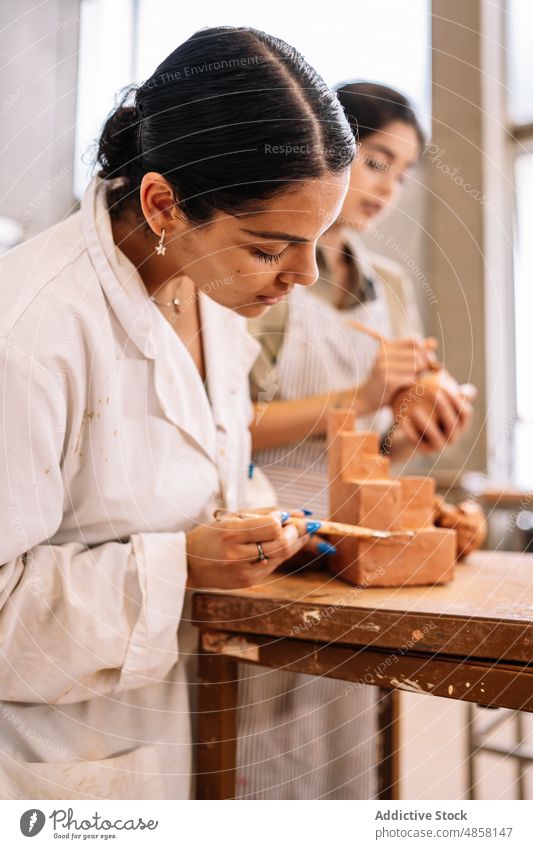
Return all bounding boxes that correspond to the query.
[364,144,418,170]
[239,227,310,244]
[365,143,395,159]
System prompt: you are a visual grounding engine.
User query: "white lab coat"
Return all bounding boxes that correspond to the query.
[0,176,260,799]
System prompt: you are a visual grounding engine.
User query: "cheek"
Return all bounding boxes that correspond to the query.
[358,169,382,197]
[346,168,373,203]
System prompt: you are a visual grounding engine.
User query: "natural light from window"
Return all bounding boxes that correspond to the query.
[74,0,430,197]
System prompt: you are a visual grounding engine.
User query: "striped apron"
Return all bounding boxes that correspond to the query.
[236,268,392,799]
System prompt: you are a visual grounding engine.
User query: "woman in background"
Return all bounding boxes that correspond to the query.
[237,83,473,800]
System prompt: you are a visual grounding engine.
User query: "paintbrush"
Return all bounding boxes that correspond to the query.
[214,509,415,543]
[345,319,443,371]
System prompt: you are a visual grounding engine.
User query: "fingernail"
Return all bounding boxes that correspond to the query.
[317,541,337,556]
[306,520,322,535]
[248,462,255,479]
[280,511,291,524]
[301,508,313,516]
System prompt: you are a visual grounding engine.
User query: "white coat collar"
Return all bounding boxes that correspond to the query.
[81,175,260,464]
[339,226,380,286]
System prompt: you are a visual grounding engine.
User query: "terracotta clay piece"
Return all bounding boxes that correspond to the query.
[326,409,457,587]
[432,496,487,559]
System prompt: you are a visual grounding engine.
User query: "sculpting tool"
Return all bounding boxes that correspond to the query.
[214,509,415,544]
[345,319,442,371]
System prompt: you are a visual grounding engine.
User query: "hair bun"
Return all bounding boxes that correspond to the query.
[96,86,142,181]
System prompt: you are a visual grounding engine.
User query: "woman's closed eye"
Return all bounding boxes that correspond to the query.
[253,247,289,264]
[364,155,390,172]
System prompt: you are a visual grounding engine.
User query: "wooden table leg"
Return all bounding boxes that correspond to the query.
[195,643,238,799]
[377,687,401,799]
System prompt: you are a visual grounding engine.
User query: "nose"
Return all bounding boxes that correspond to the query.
[378,169,397,201]
[277,246,319,288]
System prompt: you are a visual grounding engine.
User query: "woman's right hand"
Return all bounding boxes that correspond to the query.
[357,336,438,413]
[186,510,314,589]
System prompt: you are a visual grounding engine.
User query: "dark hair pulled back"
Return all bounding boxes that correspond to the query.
[334,81,425,149]
[96,26,355,222]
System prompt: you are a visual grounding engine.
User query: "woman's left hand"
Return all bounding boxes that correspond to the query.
[388,373,475,456]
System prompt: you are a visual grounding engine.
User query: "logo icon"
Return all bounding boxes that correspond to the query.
[20,809,46,837]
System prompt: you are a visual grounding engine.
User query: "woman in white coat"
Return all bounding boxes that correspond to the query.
[0,26,356,800]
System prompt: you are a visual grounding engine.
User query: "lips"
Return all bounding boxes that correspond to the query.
[256,295,285,304]
[256,288,291,304]
[360,200,383,216]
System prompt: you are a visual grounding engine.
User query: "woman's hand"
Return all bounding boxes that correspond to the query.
[186,509,315,589]
[400,387,473,454]
[357,336,439,414]
[386,375,474,457]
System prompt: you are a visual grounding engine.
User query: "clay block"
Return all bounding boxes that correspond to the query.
[326,408,357,443]
[329,480,402,530]
[328,431,387,483]
[328,526,457,587]
[396,476,436,530]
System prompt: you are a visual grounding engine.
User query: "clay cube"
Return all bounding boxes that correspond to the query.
[328,431,388,483]
[328,526,457,587]
[396,476,436,530]
[329,479,402,530]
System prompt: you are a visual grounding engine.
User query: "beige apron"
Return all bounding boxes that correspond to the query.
[237,263,393,799]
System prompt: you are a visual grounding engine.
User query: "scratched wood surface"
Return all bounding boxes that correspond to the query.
[192,551,533,663]
[198,630,533,712]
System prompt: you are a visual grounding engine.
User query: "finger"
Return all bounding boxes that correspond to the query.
[218,513,282,542]
[437,390,472,436]
[390,336,425,349]
[304,536,337,557]
[237,522,313,564]
[410,406,446,452]
[283,518,323,539]
[275,522,314,561]
[380,349,421,364]
[430,392,459,438]
[460,383,477,401]
[458,399,473,429]
[399,412,424,446]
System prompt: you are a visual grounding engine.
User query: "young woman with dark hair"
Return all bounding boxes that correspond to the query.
[0,26,355,800]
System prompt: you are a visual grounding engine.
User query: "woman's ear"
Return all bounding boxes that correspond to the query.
[139,172,185,236]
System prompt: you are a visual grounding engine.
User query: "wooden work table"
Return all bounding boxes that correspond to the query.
[192,550,533,799]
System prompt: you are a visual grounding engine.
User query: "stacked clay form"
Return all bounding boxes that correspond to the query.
[326,409,457,587]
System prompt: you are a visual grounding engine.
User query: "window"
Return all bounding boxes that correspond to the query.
[73,0,134,197]
[74,0,430,197]
[507,1,533,486]
[507,0,533,125]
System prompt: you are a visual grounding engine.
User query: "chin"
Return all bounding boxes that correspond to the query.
[353,212,374,230]
[233,302,270,318]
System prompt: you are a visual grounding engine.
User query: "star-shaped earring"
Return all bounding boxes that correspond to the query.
[155,228,166,256]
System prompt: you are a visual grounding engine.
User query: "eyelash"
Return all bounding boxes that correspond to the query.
[366,156,406,184]
[253,248,289,264]
[365,156,388,172]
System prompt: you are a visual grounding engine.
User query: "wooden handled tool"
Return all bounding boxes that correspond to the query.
[304,518,414,542]
[345,319,442,371]
[214,509,415,543]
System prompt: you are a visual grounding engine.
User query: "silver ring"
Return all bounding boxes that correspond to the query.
[255,542,267,563]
